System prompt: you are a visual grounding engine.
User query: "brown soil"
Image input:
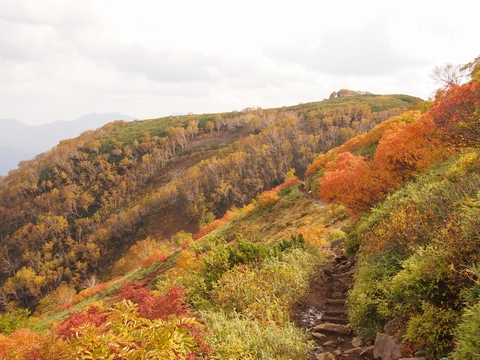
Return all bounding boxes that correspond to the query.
[291,249,374,360]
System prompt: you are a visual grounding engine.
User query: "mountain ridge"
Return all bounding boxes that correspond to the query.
[0,112,135,176]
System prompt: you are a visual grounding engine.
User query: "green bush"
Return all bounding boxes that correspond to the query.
[212,248,317,323]
[347,253,401,338]
[452,302,480,360]
[200,310,313,360]
[0,309,43,335]
[404,301,459,358]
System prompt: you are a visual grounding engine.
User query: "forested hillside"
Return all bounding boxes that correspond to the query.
[0,92,418,311]
[0,55,478,359]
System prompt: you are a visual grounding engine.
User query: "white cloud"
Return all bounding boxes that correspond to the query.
[0,0,477,125]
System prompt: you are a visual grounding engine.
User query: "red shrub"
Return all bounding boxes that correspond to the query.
[54,305,108,339]
[119,281,191,320]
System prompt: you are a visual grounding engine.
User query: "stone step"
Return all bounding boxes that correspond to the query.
[331,283,349,293]
[329,292,347,299]
[313,322,351,335]
[332,263,350,272]
[325,298,346,305]
[324,308,347,316]
[321,315,349,324]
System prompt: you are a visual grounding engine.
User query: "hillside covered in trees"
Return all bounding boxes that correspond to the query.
[0,55,478,359]
[0,92,418,310]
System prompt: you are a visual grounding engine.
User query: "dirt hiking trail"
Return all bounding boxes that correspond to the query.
[292,249,375,360]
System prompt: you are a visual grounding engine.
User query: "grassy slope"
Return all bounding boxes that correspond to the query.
[31,181,349,359]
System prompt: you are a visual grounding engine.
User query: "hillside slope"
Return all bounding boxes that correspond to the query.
[0,93,419,313]
[0,55,478,358]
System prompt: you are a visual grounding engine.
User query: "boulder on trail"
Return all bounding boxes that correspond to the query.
[373,333,403,360]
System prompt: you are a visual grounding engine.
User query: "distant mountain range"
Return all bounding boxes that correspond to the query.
[0,112,135,176]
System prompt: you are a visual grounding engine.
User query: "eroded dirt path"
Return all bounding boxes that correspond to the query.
[292,250,374,360]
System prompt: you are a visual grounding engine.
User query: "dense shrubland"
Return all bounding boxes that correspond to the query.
[303,56,480,358]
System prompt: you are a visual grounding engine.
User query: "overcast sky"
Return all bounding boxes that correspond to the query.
[0,0,478,126]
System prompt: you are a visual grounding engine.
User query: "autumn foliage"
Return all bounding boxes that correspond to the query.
[316,111,452,215]
[318,152,386,215]
[429,81,480,142]
[0,283,211,359]
[118,281,192,320]
[54,304,108,339]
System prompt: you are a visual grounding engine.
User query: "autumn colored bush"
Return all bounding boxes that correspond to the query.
[48,285,211,359]
[193,219,227,240]
[71,280,112,305]
[429,81,480,142]
[318,152,392,215]
[306,112,413,177]
[258,190,281,208]
[54,304,108,339]
[297,224,327,247]
[317,111,453,215]
[118,281,192,320]
[140,249,168,268]
[0,328,68,359]
[192,207,246,240]
[61,300,210,359]
[373,114,451,178]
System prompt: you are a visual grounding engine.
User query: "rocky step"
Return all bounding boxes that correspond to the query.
[331,282,349,293]
[313,322,351,335]
[325,298,346,305]
[320,315,349,324]
[332,263,351,272]
[324,308,347,316]
[332,274,354,281]
[329,292,347,299]
[332,269,355,277]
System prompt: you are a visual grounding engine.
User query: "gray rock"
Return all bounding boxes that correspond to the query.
[384,318,402,336]
[313,322,352,335]
[330,238,345,249]
[373,333,403,360]
[352,336,364,347]
[316,351,336,360]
